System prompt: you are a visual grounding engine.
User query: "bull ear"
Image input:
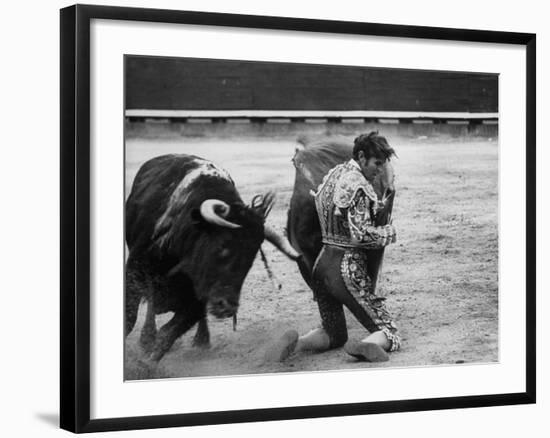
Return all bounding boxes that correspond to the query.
[250,191,275,219]
[189,208,211,230]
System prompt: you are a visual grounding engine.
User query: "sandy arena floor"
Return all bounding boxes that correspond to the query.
[124,133,498,380]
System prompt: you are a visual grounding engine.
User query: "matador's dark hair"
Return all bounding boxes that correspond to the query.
[352,131,397,161]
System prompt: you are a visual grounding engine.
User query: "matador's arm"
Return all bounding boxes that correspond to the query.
[347,188,396,249]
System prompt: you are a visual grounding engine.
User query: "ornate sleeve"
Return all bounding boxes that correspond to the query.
[347,188,397,248]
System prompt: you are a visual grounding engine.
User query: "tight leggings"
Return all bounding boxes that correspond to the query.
[312,245,396,348]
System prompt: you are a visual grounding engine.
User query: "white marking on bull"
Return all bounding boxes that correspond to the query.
[153,158,233,246]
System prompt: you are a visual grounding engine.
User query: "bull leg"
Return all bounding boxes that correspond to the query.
[139,298,157,353]
[366,248,385,294]
[125,264,142,337]
[147,308,202,362]
[192,316,210,348]
[297,256,315,291]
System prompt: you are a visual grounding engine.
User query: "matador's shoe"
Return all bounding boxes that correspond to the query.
[344,340,390,362]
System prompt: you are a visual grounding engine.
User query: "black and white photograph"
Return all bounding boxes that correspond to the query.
[123,56,499,380]
[2,0,544,436]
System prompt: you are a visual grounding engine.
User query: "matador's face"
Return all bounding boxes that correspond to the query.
[357,151,387,183]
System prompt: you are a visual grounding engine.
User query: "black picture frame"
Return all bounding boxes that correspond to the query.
[60,4,536,433]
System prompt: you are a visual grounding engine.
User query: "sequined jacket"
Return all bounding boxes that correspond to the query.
[313,159,396,249]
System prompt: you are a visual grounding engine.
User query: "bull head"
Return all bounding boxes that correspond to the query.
[198,192,300,261]
[180,191,300,319]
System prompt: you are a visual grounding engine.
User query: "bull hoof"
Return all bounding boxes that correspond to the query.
[192,327,210,349]
[264,330,299,362]
[344,340,389,362]
[133,357,158,380]
[192,338,211,349]
[139,333,156,355]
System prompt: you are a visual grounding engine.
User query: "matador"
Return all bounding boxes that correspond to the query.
[269,132,400,362]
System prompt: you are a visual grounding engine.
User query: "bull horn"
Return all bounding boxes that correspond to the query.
[264,225,301,260]
[199,199,242,229]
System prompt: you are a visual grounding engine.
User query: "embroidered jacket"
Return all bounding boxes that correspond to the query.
[313,159,396,248]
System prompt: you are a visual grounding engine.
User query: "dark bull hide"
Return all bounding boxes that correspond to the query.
[125,154,299,362]
[287,137,395,295]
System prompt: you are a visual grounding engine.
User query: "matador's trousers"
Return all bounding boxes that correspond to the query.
[312,245,401,351]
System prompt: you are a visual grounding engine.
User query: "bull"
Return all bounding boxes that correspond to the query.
[287,137,395,307]
[125,154,300,362]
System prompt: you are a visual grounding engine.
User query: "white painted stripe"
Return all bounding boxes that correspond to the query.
[125,109,499,120]
[186,118,212,124]
[266,118,292,123]
[144,118,170,124]
[342,118,365,124]
[226,118,251,124]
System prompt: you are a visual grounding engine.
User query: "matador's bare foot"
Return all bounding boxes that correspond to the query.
[264,330,299,362]
[344,340,389,362]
